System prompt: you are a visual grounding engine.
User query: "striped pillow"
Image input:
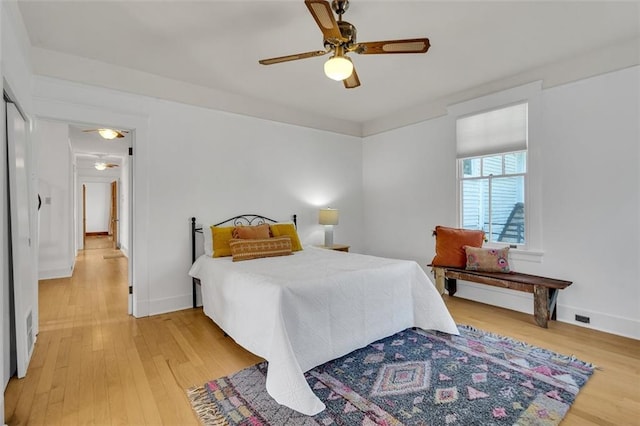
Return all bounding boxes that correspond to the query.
[229,237,292,262]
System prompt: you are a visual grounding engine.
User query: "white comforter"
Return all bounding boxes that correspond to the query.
[189,246,458,415]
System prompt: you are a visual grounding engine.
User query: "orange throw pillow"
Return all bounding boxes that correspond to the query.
[431,226,485,268]
[232,223,271,239]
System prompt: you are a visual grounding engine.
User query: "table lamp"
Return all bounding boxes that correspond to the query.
[319,208,339,247]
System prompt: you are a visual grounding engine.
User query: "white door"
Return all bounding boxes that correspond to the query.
[1,95,7,423]
[6,102,34,378]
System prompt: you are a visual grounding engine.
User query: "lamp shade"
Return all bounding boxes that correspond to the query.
[324,56,353,81]
[94,162,107,171]
[319,208,339,225]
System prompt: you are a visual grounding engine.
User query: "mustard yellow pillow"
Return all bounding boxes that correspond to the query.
[212,226,235,257]
[270,223,303,252]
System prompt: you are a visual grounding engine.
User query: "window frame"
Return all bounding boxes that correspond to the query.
[447,81,543,262]
[458,150,527,247]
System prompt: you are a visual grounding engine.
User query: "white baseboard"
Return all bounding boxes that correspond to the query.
[555,305,640,340]
[452,281,640,340]
[38,266,73,280]
[452,281,533,315]
[147,294,193,316]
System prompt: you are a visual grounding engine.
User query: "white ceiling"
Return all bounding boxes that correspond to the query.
[17,1,640,134]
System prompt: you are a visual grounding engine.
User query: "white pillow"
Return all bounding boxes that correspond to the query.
[202,224,213,257]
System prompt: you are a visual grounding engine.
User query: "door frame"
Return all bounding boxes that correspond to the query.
[110,180,118,249]
[32,97,150,317]
[82,183,86,248]
[79,179,119,245]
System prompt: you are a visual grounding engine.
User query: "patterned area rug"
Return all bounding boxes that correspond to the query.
[188,326,594,425]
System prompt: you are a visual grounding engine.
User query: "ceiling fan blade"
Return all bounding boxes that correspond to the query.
[259,50,328,65]
[305,0,343,42]
[343,66,360,89]
[355,38,430,55]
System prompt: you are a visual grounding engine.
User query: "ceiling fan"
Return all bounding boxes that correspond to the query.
[85,154,120,170]
[258,0,430,89]
[94,161,119,171]
[82,128,129,139]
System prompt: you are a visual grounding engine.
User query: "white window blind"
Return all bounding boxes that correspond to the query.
[456,103,528,158]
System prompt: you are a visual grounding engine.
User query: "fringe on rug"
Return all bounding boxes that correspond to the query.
[187,385,230,426]
[455,324,598,371]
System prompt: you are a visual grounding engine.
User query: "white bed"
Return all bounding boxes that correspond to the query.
[189,244,459,416]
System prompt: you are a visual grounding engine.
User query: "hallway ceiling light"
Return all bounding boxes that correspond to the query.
[93,158,120,170]
[98,129,119,140]
[82,128,129,139]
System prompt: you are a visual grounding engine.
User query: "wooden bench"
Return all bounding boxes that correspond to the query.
[431,266,572,328]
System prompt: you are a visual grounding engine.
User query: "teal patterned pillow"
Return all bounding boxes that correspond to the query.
[464,246,511,273]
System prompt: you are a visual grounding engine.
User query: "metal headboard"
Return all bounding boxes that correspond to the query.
[190,214,297,308]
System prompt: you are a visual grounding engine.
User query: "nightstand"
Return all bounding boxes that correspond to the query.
[317,244,350,252]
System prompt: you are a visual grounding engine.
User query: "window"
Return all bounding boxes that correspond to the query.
[457,103,528,245]
[460,151,526,244]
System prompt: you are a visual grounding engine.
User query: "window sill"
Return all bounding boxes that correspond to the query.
[484,244,544,263]
[509,248,544,263]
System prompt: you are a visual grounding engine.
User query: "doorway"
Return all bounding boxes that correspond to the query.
[82,180,122,255]
[34,119,133,319]
[30,98,149,318]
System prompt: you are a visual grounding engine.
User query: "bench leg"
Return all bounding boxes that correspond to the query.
[434,268,446,295]
[533,285,549,328]
[446,278,457,296]
[549,288,559,320]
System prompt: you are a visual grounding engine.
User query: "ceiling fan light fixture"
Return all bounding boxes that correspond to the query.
[324,55,353,81]
[94,162,107,171]
[97,128,119,140]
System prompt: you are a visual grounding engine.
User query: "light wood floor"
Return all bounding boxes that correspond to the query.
[5,239,640,425]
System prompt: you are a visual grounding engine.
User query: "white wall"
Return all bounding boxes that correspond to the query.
[144,100,363,314]
[536,67,639,337]
[84,182,110,233]
[35,120,75,279]
[363,66,640,339]
[363,114,455,265]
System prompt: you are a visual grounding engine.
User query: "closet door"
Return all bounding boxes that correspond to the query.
[6,101,34,378]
